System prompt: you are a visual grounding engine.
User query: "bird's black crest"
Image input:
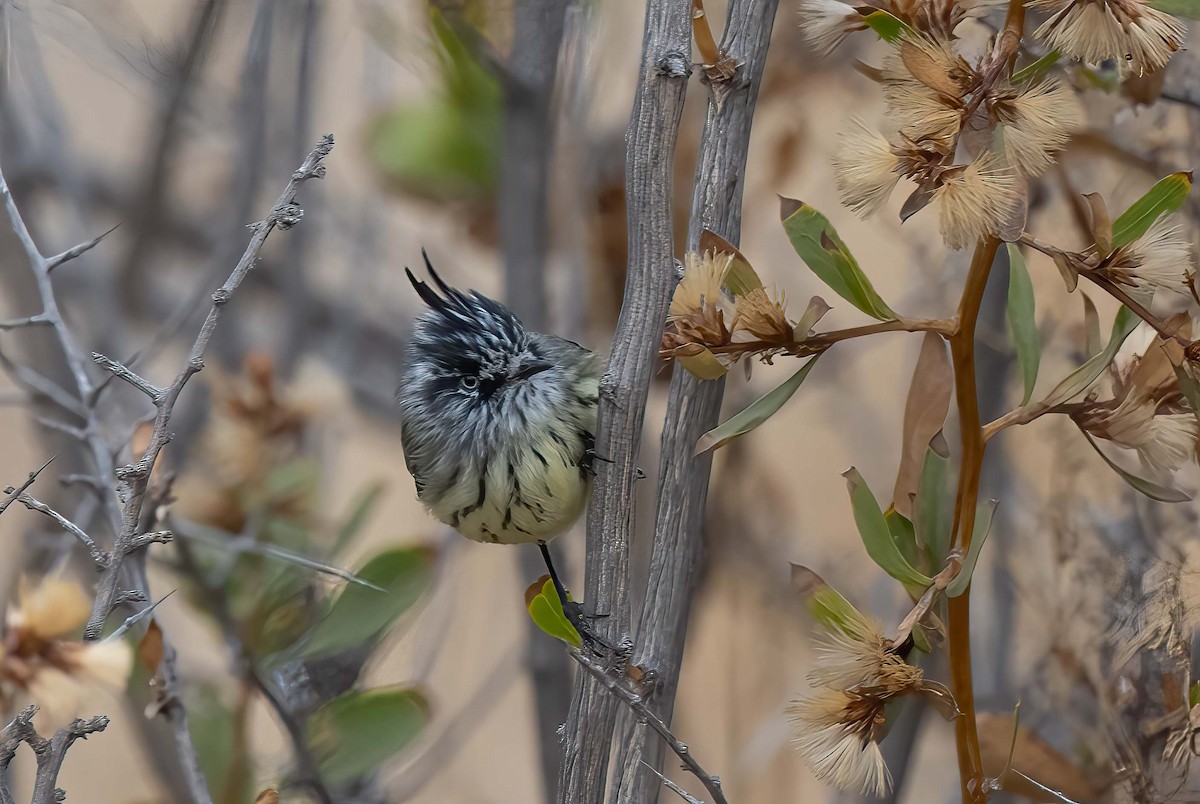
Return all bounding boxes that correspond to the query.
[406,250,524,343]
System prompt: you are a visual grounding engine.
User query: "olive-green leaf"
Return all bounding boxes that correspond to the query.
[1082,293,1102,359]
[1006,245,1041,405]
[914,432,952,567]
[695,355,821,454]
[1111,172,1193,249]
[1040,306,1138,408]
[946,499,998,598]
[309,687,429,783]
[1080,431,1192,503]
[525,576,582,647]
[790,564,875,641]
[677,347,729,380]
[860,8,913,41]
[1149,0,1200,17]
[844,468,932,587]
[1172,362,1200,427]
[1011,49,1061,83]
[781,198,896,320]
[885,508,922,575]
[300,547,435,658]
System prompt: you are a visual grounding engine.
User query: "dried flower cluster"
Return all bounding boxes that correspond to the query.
[662,250,803,368]
[1097,217,1195,300]
[829,35,1083,249]
[0,579,131,730]
[1073,322,1200,473]
[789,623,938,795]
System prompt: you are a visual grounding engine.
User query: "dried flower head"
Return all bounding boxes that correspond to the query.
[832,122,904,216]
[932,158,1020,249]
[733,287,794,343]
[881,37,972,148]
[789,689,891,796]
[989,78,1084,176]
[1076,324,1199,473]
[798,0,866,54]
[1030,0,1187,75]
[0,579,132,730]
[1100,216,1195,299]
[663,251,736,354]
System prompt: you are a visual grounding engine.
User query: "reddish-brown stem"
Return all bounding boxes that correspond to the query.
[947,236,1000,802]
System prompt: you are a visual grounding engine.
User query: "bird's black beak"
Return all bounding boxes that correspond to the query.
[513,361,553,381]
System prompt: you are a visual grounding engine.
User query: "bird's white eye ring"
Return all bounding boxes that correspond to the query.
[461,375,479,391]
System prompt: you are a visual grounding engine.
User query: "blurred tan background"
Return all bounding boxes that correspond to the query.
[1,0,1199,802]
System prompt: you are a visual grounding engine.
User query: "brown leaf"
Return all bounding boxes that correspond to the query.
[1053,252,1079,293]
[893,333,953,517]
[138,620,164,677]
[900,40,962,99]
[1083,192,1113,254]
[254,790,280,804]
[899,183,935,222]
[1122,66,1166,107]
[977,712,1104,800]
[1082,293,1102,358]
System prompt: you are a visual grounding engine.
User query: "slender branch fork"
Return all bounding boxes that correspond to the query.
[0,706,109,804]
[0,135,335,804]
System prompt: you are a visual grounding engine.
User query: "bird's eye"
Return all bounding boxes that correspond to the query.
[461,375,479,391]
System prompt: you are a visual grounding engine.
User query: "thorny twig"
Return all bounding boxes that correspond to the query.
[0,706,109,804]
[568,649,728,804]
[0,135,336,804]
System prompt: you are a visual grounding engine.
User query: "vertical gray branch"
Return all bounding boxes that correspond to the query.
[613,3,780,801]
[0,706,109,804]
[497,0,575,795]
[557,1,692,801]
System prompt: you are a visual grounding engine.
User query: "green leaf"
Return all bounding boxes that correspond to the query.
[525,576,582,647]
[1190,680,1200,708]
[1081,431,1192,503]
[885,508,923,575]
[695,355,821,454]
[914,433,952,566]
[190,684,251,803]
[1011,49,1061,84]
[1006,245,1041,405]
[790,564,875,641]
[1040,306,1139,408]
[947,500,998,598]
[844,468,932,588]
[300,547,435,658]
[1111,172,1193,249]
[334,482,385,555]
[1149,0,1200,17]
[861,9,913,41]
[780,198,896,320]
[309,687,429,784]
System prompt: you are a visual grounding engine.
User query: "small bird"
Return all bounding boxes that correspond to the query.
[397,252,601,637]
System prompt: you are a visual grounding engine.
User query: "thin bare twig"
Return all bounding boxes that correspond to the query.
[642,762,704,804]
[0,456,55,516]
[5,490,108,566]
[569,649,728,804]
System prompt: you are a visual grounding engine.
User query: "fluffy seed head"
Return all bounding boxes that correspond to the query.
[832,121,904,217]
[1030,0,1187,75]
[881,37,971,147]
[798,0,865,54]
[992,78,1084,176]
[1111,216,1196,299]
[789,690,892,796]
[932,159,1020,249]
